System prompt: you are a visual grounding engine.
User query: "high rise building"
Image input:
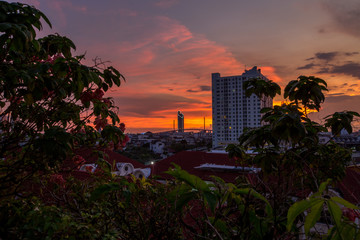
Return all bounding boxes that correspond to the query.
[212,66,273,148]
[177,110,184,132]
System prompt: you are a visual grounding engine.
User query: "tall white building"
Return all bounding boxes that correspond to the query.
[212,66,273,148]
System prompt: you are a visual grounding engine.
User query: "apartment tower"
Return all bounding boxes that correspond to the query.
[212,66,273,147]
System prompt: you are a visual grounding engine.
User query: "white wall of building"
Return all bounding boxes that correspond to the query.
[212,66,273,148]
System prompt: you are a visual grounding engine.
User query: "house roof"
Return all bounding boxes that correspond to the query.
[62,148,360,205]
[338,166,360,204]
[63,148,146,170]
[153,151,360,205]
[153,151,252,183]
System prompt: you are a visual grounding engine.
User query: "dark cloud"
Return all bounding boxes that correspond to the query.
[315,52,338,61]
[350,84,358,87]
[307,51,358,63]
[318,28,326,34]
[168,88,174,91]
[317,63,360,79]
[113,94,205,117]
[326,93,345,97]
[341,83,348,87]
[322,0,360,38]
[323,94,358,103]
[331,62,360,79]
[309,94,360,127]
[345,52,359,56]
[304,51,360,79]
[317,67,330,74]
[187,89,198,93]
[297,63,316,70]
[199,85,211,91]
[187,85,211,93]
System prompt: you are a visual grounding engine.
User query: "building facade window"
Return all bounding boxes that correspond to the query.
[212,67,273,147]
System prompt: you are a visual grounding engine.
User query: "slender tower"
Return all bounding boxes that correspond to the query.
[177,111,184,132]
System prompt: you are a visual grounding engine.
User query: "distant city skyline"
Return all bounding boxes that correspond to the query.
[21,0,360,132]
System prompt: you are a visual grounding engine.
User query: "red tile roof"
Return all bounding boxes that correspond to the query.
[154,151,360,205]
[153,151,252,183]
[338,166,360,204]
[64,149,360,205]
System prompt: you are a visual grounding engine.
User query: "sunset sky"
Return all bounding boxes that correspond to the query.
[20,0,360,133]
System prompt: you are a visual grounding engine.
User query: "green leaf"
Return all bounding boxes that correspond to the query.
[0,22,12,31]
[112,75,121,87]
[330,196,359,210]
[96,158,112,174]
[312,179,331,198]
[32,39,40,52]
[287,199,314,231]
[318,179,330,193]
[174,191,197,211]
[102,83,108,92]
[328,200,342,228]
[90,183,120,201]
[167,183,198,210]
[204,191,217,213]
[304,200,324,235]
[234,188,273,217]
[166,164,209,192]
[337,223,359,240]
[210,218,229,236]
[76,78,84,97]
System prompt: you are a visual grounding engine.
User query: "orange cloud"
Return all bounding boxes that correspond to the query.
[76,24,285,131]
[260,66,283,84]
[69,13,279,132]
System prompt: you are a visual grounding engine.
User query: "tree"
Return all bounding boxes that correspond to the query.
[284,75,328,116]
[243,77,281,99]
[325,111,360,136]
[0,1,124,199]
[226,76,359,238]
[1,2,359,239]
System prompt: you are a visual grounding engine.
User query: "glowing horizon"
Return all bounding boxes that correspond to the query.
[24,0,360,133]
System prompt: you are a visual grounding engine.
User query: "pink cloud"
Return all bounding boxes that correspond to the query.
[75,14,279,130]
[112,17,243,87]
